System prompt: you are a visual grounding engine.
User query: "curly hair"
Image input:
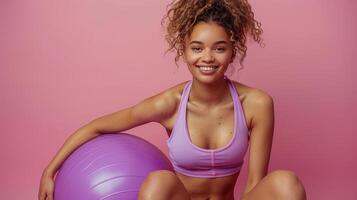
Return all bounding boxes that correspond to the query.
[161,0,264,68]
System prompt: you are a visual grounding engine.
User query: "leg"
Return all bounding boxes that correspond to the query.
[241,170,307,200]
[138,170,191,200]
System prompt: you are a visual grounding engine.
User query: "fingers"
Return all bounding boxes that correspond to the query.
[39,192,53,200]
[38,193,45,200]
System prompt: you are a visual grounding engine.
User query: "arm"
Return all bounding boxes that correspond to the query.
[43,88,178,177]
[242,90,275,196]
[39,89,178,200]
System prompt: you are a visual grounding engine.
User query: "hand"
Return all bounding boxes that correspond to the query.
[38,170,55,200]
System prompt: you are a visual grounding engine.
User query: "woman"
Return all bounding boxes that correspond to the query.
[39,0,307,200]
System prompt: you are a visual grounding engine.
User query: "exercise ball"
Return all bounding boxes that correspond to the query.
[54,133,173,200]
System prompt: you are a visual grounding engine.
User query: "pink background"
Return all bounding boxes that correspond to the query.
[0,0,356,199]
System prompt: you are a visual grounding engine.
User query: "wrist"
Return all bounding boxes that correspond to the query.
[43,166,56,178]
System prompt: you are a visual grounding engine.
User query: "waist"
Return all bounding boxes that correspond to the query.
[176,171,239,199]
[191,194,235,200]
[172,162,243,178]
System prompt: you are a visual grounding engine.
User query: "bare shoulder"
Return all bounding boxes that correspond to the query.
[231,80,273,107]
[230,80,274,129]
[91,81,189,134]
[147,81,188,124]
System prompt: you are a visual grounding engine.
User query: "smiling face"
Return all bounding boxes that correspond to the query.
[183,21,234,83]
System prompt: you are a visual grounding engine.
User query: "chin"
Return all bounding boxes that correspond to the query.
[192,73,225,84]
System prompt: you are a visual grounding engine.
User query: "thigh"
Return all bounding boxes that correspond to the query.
[240,173,279,200]
[139,170,191,200]
[240,170,305,200]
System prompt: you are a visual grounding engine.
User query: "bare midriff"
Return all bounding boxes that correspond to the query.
[176,171,240,200]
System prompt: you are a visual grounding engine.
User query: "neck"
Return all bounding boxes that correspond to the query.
[190,77,230,107]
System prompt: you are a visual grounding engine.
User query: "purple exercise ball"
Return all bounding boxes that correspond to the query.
[54,133,173,200]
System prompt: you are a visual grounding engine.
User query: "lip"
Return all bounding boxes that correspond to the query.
[196,65,219,75]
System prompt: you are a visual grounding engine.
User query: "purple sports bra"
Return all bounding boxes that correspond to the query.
[166,77,250,178]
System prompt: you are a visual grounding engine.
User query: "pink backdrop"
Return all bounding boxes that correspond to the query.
[0,0,356,199]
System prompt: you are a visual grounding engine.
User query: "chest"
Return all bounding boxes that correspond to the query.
[186,102,235,150]
[164,82,252,149]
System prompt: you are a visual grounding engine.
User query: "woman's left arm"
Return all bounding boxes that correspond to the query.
[242,90,275,196]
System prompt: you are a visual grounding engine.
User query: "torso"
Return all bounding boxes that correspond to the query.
[160,80,254,200]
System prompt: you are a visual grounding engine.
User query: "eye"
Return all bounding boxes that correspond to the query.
[215,47,226,52]
[191,47,202,52]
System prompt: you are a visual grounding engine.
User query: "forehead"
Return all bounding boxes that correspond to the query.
[186,22,230,44]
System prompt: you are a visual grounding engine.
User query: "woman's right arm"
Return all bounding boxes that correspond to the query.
[38,88,179,200]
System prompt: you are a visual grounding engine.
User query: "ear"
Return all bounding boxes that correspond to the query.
[179,42,187,63]
[230,57,234,64]
[179,49,187,63]
[230,51,236,63]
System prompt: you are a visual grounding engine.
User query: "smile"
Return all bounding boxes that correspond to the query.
[196,65,219,74]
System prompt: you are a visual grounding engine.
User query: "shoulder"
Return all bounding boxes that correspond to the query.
[146,81,189,123]
[230,80,274,129]
[230,80,274,108]
[156,80,188,108]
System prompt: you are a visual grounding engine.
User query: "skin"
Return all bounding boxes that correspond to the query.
[138,22,306,200]
[139,21,277,200]
[166,21,253,199]
[39,21,306,200]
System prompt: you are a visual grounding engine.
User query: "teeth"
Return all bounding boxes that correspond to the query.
[198,66,218,70]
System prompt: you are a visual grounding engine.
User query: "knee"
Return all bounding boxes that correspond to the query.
[269,170,307,199]
[139,170,180,199]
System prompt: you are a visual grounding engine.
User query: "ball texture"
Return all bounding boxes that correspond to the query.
[54,133,173,200]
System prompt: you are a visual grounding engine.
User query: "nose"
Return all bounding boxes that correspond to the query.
[202,50,214,62]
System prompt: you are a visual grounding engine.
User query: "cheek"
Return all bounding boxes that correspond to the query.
[216,53,233,64]
[184,51,233,65]
[184,53,200,65]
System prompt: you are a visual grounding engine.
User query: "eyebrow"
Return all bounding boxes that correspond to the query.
[189,40,229,45]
